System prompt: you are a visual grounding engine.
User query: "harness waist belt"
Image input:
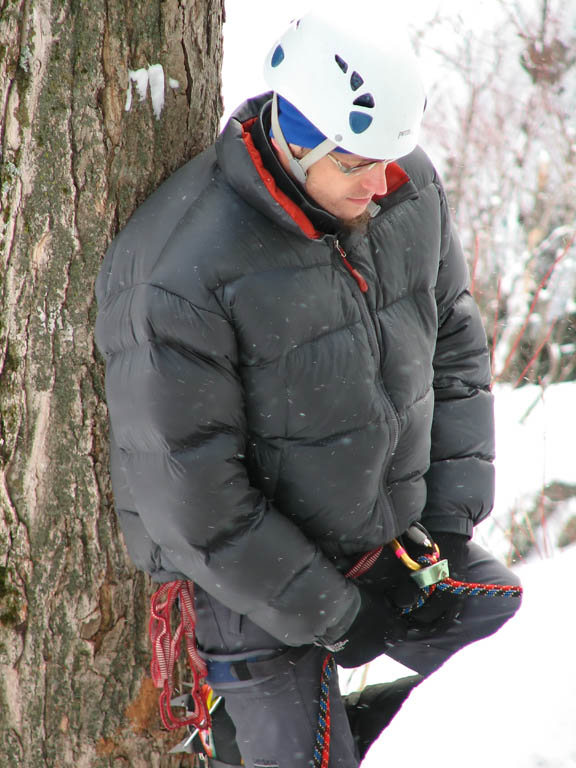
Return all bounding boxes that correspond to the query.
[207,646,310,684]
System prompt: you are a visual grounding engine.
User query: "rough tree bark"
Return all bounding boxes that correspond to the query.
[0,1,223,765]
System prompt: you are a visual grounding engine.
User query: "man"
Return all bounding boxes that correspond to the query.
[95,5,521,766]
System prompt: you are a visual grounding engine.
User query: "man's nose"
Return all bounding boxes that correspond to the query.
[361,162,388,196]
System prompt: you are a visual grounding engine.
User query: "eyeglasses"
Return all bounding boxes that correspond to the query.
[327,154,389,176]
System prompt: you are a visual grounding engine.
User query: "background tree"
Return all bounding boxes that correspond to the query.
[412,0,576,559]
[0,1,223,765]
[415,0,576,387]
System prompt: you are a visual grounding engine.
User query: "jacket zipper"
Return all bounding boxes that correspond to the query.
[335,240,368,293]
[333,238,401,482]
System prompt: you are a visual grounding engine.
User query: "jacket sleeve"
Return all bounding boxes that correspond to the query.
[421,179,495,538]
[96,275,360,647]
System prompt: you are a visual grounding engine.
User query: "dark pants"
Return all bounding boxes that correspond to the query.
[194,542,522,767]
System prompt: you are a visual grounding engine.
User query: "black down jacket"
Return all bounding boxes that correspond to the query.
[95,94,494,646]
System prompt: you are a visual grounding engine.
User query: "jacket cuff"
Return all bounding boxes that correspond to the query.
[315,585,361,646]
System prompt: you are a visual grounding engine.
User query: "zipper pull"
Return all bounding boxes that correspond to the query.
[335,240,368,293]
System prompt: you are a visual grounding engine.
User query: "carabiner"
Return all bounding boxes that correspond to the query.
[389,525,448,588]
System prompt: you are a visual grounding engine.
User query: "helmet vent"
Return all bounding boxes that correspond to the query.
[353,93,375,108]
[349,112,373,134]
[271,45,285,67]
[350,71,364,91]
[335,55,349,73]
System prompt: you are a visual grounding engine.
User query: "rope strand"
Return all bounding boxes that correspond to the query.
[313,655,335,768]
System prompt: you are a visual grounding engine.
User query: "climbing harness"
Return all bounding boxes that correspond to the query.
[149,524,522,766]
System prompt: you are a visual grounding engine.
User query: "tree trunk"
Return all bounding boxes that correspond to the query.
[0,1,223,765]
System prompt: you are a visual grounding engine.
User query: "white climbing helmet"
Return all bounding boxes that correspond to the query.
[263,3,426,162]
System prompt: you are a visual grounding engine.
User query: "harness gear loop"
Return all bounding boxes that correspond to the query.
[149,580,211,732]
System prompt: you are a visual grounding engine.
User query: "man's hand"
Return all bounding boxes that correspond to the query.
[356,545,422,610]
[405,532,469,635]
[326,588,407,668]
[320,531,470,667]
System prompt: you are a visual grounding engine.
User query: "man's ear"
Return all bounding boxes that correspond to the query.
[271,138,302,158]
[271,139,305,178]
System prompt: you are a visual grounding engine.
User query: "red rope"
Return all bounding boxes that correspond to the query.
[418,551,522,598]
[312,549,384,767]
[313,655,334,768]
[432,576,522,599]
[149,580,211,731]
[399,552,523,613]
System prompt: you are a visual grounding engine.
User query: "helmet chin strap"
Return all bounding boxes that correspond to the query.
[366,200,380,218]
[271,93,381,219]
[271,93,336,185]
